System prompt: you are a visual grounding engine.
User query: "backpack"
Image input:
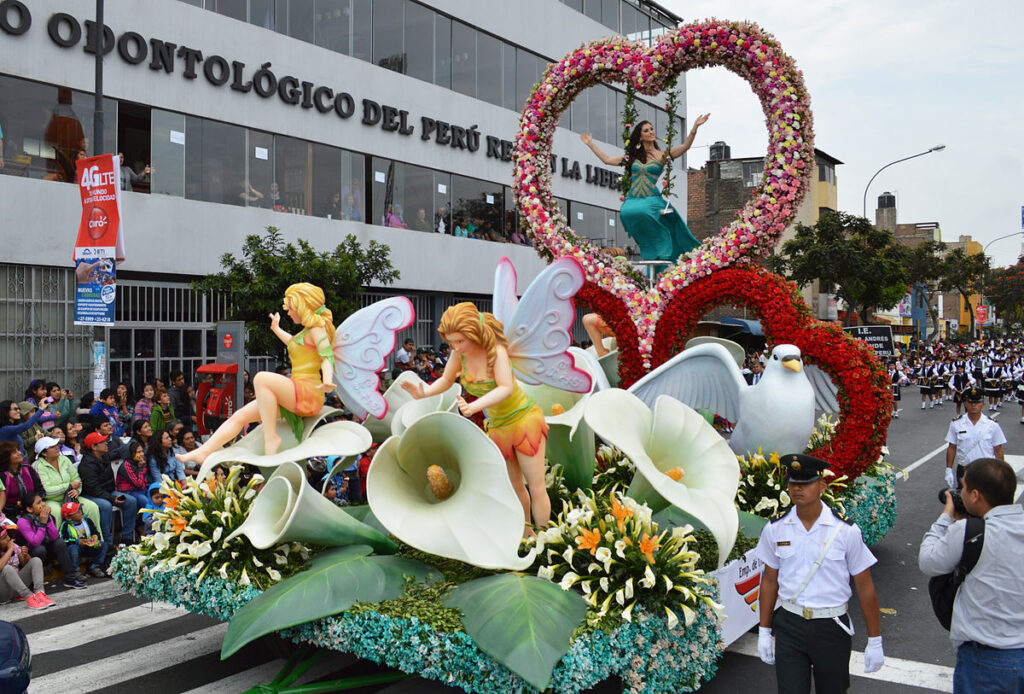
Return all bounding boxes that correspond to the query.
[928,516,985,630]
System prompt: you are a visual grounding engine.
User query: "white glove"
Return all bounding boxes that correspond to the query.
[758,626,775,665]
[944,467,956,489]
[864,635,884,673]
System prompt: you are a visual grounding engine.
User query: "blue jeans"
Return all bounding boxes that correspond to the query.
[955,642,1024,694]
[123,490,150,519]
[84,494,139,543]
[67,539,108,570]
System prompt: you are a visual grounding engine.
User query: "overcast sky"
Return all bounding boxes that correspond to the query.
[660,0,1024,268]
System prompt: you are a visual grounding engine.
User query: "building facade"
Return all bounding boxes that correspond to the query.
[0,0,684,396]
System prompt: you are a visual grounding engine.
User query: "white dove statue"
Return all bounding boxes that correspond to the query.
[628,343,836,456]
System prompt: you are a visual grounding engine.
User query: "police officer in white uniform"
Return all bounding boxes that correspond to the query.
[945,386,1006,488]
[756,454,884,693]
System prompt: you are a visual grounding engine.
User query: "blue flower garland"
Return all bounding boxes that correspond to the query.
[842,467,899,547]
[111,551,723,693]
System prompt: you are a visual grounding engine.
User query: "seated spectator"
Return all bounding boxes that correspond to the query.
[149,389,175,432]
[15,402,46,455]
[32,435,101,532]
[510,226,528,245]
[89,388,125,437]
[0,529,52,609]
[413,207,431,232]
[17,492,84,589]
[94,420,129,463]
[46,382,74,430]
[140,483,165,536]
[133,382,155,423]
[341,193,362,222]
[173,430,200,477]
[115,441,151,515]
[147,429,185,487]
[58,501,106,579]
[453,218,469,238]
[167,371,193,432]
[323,477,349,507]
[77,392,95,418]
[24,379,58,432]
[79,432,138,547]
[131,419,152,450]
[0,442,44,520]
[50,424,81,464]
[0,400,49,458]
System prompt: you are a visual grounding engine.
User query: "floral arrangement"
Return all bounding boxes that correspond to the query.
[512,20,815,371]
[527,490,721,630]
[734,449,846,518]
[659,78,680,204]
[127,466,312,590]
[619,86,638,197]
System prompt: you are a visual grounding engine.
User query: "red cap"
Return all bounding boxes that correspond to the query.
[61,501,81,516]
[83,432,109,449]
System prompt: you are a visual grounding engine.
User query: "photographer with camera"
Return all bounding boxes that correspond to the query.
[944,387,1005,490]
[919,458,1024,693]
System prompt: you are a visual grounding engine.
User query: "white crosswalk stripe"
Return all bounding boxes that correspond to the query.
[7,580,125,624]
[178,654,352,694]
[27,601,191,655]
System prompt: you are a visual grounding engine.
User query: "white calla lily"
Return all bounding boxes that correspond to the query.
[367,411,535,570]
[390,375,462,438]
[584,389,740,568]
[362,372,460,442]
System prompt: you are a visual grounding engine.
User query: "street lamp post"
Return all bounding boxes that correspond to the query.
[862,145,946,218]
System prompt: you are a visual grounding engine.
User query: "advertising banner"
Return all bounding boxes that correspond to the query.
[73,154,124,326]
[709,548,763,646]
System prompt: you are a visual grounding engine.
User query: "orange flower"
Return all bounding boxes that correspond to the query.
[575,527,602,555]
[639,532,660,563]
[610,495,632,533]
[169,515,188,535]
[163,494,180,511]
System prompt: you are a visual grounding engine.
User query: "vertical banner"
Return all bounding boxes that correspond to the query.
[709,548,764,645]
[92,341,107,399]
[73,154,125,326]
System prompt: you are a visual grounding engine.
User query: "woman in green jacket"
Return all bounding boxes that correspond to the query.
[149,389,176,432]
[31,436,103,535]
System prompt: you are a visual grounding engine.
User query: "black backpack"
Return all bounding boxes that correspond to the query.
[928,516,985,630]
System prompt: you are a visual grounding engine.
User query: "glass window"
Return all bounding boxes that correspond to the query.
[571,88,589,136]
[274,136,310,214]
[151,110,185,197]
[476,31,503,107]
[433,13,451,88]
[562,0,584,10]
[249,0,275,30]
[451,21,477,99]
[341,152,366,222]
[583,0,602,24]
[371,157,402,227]
[516,49,544,114]
[434,171,452,234]
[312,143,342,218]
[404,165,436,233]
[502,43,517,111]
[352,0,373,61]
[373,0,405,73]
[246,129,275,208]
[184,117,246,206]
[316,0,356,54]
[275,0,314,42]
[452,175,503,242]
[588,85,610,143]
[405,1,435,83]
[208,0,246,22]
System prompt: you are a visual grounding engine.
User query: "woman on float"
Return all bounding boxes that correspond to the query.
[179,283,337,465]
[581,114,709,261]
[401,302,550,537]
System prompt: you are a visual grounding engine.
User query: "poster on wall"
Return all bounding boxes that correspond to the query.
[73,154,125,326]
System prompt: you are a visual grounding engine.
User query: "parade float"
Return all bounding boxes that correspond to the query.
[113,19,897,693]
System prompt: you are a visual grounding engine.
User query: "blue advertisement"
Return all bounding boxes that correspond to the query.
[74,257,116,326]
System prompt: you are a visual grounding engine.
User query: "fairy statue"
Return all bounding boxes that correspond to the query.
[402,257,591,536]
[180,283,413,465]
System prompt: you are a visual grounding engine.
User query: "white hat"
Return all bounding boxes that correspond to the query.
[33,436,61,456]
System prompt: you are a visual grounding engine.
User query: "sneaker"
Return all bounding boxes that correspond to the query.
[62,575,87,590]
[26,593,48,609]
[34,592,55,608]
[88,566,106,579]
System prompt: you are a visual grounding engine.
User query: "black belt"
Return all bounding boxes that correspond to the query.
[962,641,998,651]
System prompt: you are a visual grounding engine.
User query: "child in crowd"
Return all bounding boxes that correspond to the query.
[58,501,107,578]
[17,492,85,589]
[0,529,52,609]
[140,483,166,536]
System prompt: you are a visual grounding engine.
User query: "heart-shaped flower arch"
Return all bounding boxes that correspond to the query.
[513,20,814,373]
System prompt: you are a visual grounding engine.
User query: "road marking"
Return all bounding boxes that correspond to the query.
[7,580,127,625]
[729,633,954,692]
[30,623,228,692]
[903,444,948,476]
[28,601,191,655]
[179,654,352,694]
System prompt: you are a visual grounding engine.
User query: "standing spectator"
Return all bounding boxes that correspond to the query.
[114,382,134,434]
[147,429,185,487]
[413,207,431,232]
[77,392,94,418]
[394,338,415,371]
[32,436,101,531]
[149,389,176,432]
[115,441,151,514]
[133,382,155,423]
[89,388,124,436]
[0,442,44,520]
[17,492,85,589]
[118,152,150,191]
[58,501,106,578]
[341,193,362,222]
[944,387,1006,489]
[436,343,450,368]
[0,528,53,609]
[435,205,449,234]
[79,432,138,547]
[918,458,1024,693]
[167,370,193,431]
[0,399,49,457]
[46,382,74,430]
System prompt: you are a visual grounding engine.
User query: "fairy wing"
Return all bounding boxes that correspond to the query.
[493,256,592,393]
[333,296,415,421]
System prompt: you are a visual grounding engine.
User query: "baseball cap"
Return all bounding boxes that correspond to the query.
[34,436,61,456]
[83,431,109,449]
[61,501,81,517]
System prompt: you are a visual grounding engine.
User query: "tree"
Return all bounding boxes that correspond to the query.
[985,256,1024,328]
[194,227,400,361]
[904,240,947,341]
[773,211,909,325]
[938,248,989,337]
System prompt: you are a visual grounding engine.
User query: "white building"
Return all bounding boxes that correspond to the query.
[0,0,684,395]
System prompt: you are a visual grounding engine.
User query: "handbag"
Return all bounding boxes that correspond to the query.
[928,516,985,630]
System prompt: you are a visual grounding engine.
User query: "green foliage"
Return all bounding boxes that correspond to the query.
[986,257,1024,326]
[444,574,589,691]
[349,578,465,633]
[905,240,948,340]
[221,545,442,658]
[193,227,399,361]
[393,540,497,585]
[774,211,909,325]
[693,529,760,573]
[939,247,990,334]
[619,86,639,196]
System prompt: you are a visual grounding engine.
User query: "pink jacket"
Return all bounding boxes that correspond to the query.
[16,514,58,548]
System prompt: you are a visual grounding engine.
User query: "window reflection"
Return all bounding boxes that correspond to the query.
[373,0,405,73]
[184,117,245,205]
[274,136,309,214]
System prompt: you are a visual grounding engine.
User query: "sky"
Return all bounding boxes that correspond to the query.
[660,0,1024,268]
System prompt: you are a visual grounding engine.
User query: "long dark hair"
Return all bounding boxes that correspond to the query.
[0,400,17,426]
[127,440,146,469]
[147,428,170,474]
[0,442,19,472]
[24,379,45,403]
[626,120,657,166]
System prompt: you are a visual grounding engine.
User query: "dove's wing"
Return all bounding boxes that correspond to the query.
[804,363,840,414]
[627,343,746,422]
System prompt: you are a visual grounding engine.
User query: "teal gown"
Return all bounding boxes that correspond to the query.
[619,160,700,261]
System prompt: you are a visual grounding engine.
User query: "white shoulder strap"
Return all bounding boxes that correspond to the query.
[791,521,844,604]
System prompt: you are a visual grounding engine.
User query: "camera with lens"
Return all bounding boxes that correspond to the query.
[938,487,967,516]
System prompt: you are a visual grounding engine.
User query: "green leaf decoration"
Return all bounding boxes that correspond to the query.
[222,545,442,658]
[654,506,767,540]
[342,505,390,537]
[444,574,587,691]
[546,425,595,492]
